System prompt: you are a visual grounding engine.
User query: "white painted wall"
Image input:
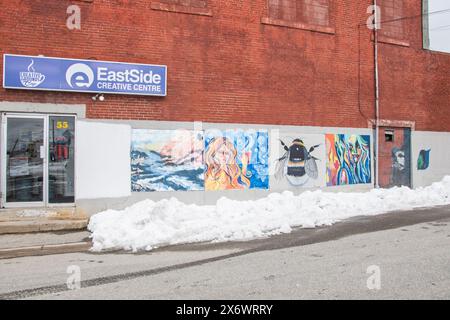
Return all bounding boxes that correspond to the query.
[76,119,374,215]
[412,130,450,187]
[75,120,131,200]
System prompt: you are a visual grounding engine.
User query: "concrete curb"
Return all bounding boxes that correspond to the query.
[0,220,88,235]
[0,241,92,260]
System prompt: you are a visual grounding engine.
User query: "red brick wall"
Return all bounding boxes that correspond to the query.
[0,0,449,131]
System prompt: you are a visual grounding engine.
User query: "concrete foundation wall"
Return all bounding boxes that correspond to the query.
[78,122,450,216]
[76,119,375,216]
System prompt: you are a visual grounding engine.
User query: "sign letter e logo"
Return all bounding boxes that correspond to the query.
[66,63,94,89]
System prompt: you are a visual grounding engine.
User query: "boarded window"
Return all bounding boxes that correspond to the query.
[379,0,404,39]
[158,0,208,8]
[268,0,331,27]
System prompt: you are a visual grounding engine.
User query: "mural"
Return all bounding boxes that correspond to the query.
[204,129,269,190]
[326,134,371,186]
[390,129,411,187]
[274,134,325,187]
[131,129,204,192]
[391,147,407,186]
[417,149,431,170]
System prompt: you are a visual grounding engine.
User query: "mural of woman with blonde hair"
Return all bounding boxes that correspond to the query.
[204,136,251,190]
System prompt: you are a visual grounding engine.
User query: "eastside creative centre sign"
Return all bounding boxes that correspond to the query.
[3,54,167,96]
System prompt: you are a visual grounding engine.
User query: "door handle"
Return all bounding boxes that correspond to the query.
[40,145,45,159]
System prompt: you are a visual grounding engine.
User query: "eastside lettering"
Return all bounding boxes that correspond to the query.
[97,67,161,84]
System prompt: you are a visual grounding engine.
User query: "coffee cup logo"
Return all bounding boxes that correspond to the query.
[20,59,45,88]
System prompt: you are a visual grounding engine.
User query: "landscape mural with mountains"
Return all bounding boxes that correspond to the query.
[131,129,205,192]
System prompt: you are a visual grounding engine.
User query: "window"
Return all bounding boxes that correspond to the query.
[385,130,394,142]
[378,0,405,40]
[423,0,450,53]
[268,0,331,27]
[158,0,208,9]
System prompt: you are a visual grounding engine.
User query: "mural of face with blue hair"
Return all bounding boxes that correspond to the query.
[347,135,364,165]
[333,134,371,185]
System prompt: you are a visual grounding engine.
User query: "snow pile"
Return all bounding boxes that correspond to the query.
[88,176,450,252]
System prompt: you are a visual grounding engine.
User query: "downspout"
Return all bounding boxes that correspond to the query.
[374,0,380,188]
[422,0,430,49]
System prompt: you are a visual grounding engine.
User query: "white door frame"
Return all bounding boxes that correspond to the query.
[1,112,76,208]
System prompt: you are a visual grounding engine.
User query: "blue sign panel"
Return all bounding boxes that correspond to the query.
[3,54,167,96]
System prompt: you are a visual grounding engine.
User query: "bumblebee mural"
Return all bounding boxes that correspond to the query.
[326,134,371,186]
[271,133,326,188]
[275,139,321,186]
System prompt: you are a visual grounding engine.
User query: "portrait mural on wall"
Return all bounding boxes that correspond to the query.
[273,133,325,188]
[204,129,269,191]
[390,128,411,187]
[131,129,205,192]
[326,134,372,186]
[391,147,407,186]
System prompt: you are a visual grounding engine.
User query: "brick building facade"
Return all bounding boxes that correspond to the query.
[0,0,449,213]
[1,0,448,129]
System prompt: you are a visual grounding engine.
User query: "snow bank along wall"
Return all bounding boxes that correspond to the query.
[73,119,450,216]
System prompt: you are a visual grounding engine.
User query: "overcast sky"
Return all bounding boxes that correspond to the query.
[428,0,450,53]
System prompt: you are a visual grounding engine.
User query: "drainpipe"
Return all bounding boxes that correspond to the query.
[374,0,380,188]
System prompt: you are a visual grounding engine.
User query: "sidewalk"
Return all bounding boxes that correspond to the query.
[0,231,92,259]
[0,207,91,259]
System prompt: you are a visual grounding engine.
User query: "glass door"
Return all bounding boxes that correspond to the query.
[48,116,75,204]
[1,114,76,207]
[3,115,46,206]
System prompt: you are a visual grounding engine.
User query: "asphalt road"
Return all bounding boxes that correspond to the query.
[1,205,450,300]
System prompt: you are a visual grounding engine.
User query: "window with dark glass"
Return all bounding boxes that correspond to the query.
[48,116,75,204]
